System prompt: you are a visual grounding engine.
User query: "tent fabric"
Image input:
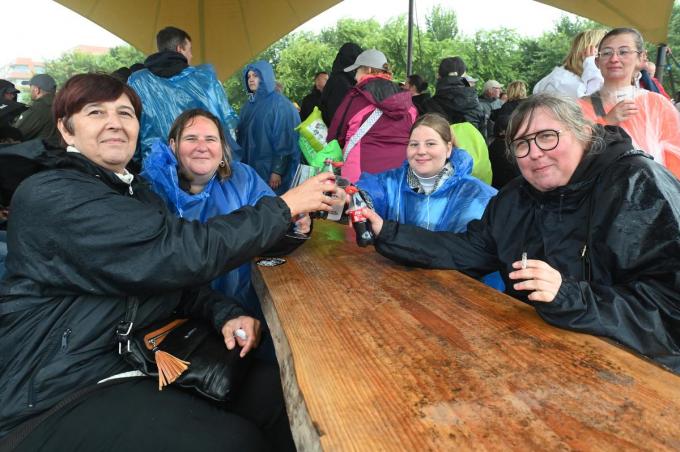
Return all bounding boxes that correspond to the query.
[56,0,672,81]
[55,0,343,80]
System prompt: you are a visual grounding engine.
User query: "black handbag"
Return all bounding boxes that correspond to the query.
[115,299,252,402]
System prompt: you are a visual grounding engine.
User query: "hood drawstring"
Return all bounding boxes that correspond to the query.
[558,193,564,222]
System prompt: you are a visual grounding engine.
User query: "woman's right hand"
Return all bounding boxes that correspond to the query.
[361,208,384,237]
[605,99,638,124]
[280,172,343,217]
[583,45,598,59]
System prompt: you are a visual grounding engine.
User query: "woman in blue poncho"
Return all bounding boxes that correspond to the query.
[237,60,301,195]
[142,109,316,359]
[357,113,504,290]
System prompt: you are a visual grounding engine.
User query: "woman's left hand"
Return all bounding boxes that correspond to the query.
[221,316,261,357]
[269,173,282,190]
[294,214,311,234]
[508,259,562,303]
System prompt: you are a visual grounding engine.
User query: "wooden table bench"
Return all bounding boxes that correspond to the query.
[252,221,680,451]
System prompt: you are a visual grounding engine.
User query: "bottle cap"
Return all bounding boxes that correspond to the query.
[332,161,343,168]
[345,185,358,195]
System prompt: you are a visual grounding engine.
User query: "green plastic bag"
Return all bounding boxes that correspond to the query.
[295,106,327,151]
[299,137,342,170]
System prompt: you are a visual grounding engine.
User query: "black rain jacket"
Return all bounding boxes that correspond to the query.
[424,75,485,132]
[0,141,292,436]
[375,126,680,373]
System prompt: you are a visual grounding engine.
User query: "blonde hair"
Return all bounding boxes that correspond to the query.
[563,29,607,76]
[506,80,527,101]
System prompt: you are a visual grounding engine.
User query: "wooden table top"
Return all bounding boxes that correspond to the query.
[252,221,680,451]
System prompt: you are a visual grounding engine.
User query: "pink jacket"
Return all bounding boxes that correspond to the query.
[328,76,417,182]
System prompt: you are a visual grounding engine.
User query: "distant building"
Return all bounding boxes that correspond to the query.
[0,58,46,87]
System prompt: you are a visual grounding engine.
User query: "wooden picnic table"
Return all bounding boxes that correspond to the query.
[252,220,680,451]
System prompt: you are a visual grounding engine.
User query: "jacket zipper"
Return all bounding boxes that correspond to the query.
[27,328,72,408]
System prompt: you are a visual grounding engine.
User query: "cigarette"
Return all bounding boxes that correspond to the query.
[521,252,527,270]
[234,329,247,341]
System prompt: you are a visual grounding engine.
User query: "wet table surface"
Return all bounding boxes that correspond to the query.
[252,221,680,451]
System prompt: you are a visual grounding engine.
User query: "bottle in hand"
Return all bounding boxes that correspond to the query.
[345,186,374,247]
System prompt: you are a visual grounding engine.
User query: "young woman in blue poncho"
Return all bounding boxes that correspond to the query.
[142,109,314,359]
[357,113,503,290]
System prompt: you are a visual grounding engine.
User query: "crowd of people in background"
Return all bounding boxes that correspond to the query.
[1,22,679,450]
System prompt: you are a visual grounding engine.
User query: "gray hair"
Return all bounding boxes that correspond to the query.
[504,93,604,161]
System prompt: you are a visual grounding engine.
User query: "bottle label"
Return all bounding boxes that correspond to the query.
[348,209,366,223]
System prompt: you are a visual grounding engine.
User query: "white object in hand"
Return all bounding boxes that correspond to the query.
[234,329,248,341]
[521,252,528,270]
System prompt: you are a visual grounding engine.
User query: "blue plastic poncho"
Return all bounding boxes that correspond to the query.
[357,149,504,290]
[129,64,240,163]
[237,60,300,195]
[141,140,274,319]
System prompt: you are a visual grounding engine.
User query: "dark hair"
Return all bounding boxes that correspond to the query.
[407,74,428,93]
[110,67,132,83]
[410,113,457,147]
[438,57,466,78]
[130,63,146,73]
[168,109,232,181]
[157,26,192,52]
[53,73,142,139]
[598,27,644,53]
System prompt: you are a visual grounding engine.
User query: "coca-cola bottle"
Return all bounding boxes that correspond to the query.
[345,186,374,247]
[311,159,336,219]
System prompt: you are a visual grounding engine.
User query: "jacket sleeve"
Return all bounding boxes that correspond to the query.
[374,198,502,278]
[8,170,292,297]
[178,285,247,332]
[356,171,388,218]
[580,56,604,96]
[534,161,680,370]
[14,109,41,140]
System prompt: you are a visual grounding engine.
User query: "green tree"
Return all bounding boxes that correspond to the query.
[426,5,458,41]
[45,45,145,87]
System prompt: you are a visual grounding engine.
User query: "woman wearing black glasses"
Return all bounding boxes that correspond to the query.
[579,27,680,178]
[359,93,680,374]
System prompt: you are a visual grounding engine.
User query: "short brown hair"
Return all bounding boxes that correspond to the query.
[168,109,232,180]
[53,73,142,139]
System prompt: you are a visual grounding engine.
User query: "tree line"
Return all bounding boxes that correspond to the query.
[45,4,680,113]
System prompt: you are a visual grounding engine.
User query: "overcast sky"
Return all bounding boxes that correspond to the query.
[1,0,577,64]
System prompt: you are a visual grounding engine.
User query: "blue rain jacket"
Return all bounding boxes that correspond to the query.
[129,64,240,163]
[141,140,273,318]
[238,60,300,195]
[357,149,504,290]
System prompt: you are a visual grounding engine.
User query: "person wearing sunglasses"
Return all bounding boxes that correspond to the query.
[579,27,680,178]
[358,93,680,374]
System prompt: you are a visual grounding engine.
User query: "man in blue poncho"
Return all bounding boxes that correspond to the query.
[128,26,240,165]
[238,61,301,195]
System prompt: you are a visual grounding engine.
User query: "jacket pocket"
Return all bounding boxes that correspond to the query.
[27,327,72,408]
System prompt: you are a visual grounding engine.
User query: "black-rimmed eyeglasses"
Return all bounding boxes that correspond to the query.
[510,129,561,158]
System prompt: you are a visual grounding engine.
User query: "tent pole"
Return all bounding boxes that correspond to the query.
[407,0,414,75]
[655,44,668,83]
